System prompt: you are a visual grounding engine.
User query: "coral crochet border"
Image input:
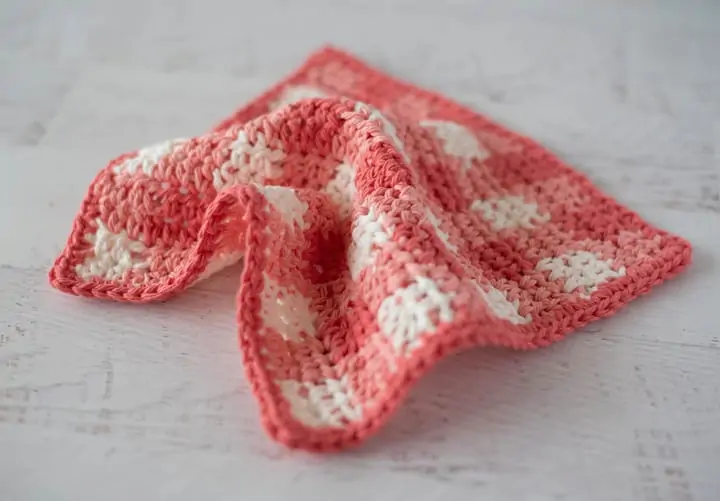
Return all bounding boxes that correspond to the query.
[49,46,692,451]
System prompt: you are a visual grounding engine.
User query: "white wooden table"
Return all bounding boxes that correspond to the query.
[1,1,718,499]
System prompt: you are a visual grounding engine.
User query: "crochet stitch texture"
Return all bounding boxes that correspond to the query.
[49,47,692,451]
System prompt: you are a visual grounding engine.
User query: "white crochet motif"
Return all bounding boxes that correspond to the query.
[536,251,627,297]
[213,130,285,191]
[377,276,455,356]
[421,120,490,167]
[425,208,458,253]
[259,185,309,230]
[276,376,362,428]
[260,274,316,342]
[76,219,149,281]
[348,205,393,280]
[474,282,531,325]
[471,195,551,230]
[324,162,356,219]
[112,139,186,176]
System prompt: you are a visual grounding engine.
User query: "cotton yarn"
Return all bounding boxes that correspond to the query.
[49,47,692,451]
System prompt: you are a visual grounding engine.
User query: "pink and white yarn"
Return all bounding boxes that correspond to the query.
[49,47,692,451]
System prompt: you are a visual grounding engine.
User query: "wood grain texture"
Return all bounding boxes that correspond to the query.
[1,0,718,499]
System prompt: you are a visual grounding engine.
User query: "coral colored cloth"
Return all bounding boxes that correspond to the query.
[49,47,692,451]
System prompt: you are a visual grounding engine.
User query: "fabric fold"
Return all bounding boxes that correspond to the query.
[49,47,692,451]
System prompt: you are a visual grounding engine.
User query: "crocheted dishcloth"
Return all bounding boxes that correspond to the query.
[49,46,692,451]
